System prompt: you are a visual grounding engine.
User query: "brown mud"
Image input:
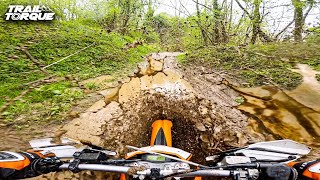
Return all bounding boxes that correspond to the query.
[237,64,320,148]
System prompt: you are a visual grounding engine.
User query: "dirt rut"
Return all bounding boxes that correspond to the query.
[60,52,251,161]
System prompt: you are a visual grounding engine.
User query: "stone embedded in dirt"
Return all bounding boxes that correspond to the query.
[140,75,153,90]
[200,133,210,143]
[150,72,194,96]
[195,122,206,131]
[118,77,141,103]
[63,101,123,147]
[86,100,106,112]
[236,132,248,147]
[152,72,166,87]
[99,86,120,104]
[149,58,163,72]
[137,61,150,76]
[138,56,163,76]
[69,111,80,118]
[163,69,182,80]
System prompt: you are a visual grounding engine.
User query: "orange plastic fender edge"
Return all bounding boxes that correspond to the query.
[150,120,173,147]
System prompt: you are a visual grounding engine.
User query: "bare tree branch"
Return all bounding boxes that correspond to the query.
[303,0,314,22]
[234,0,253,19]
[275,20,294,38]
[190,0,212,11]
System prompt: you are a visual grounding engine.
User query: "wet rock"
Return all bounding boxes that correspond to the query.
[149,58,163,72]
[195,122,206,131]
[100,87,119,104]
[69,111,80,118]
[140,75,153,90]
[118,77,141,103]
[86,100,106,112]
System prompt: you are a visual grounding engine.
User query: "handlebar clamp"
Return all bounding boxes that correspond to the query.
[68,159,81,173]
[68,148,111,173]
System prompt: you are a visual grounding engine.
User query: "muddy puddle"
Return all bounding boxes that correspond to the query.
[236,64,320,148]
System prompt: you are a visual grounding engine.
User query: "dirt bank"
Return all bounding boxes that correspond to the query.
[61,52,253,162]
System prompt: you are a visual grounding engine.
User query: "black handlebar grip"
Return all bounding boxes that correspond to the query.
[262,164,298,180]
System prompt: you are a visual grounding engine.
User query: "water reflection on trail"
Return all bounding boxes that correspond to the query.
[236,64,320,147]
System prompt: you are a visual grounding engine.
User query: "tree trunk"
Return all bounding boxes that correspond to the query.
[228,0,233,31]
[251,0,262,44]
[196,0,208,45]
[292,0,304,41]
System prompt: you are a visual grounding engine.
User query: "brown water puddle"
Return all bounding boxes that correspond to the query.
[236,64,320,147]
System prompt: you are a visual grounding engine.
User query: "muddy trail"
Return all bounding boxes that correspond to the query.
[31,52,253,179]
[21,52,320,179]
[61,52,252,160]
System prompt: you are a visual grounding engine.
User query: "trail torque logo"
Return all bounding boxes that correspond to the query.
[5,5,55,21]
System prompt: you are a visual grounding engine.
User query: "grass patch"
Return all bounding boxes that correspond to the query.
[0,19,157,126]
[2,81,84,125]
[180,45,303,89]
[176,53,188,64]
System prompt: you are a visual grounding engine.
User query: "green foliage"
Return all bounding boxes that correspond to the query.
[235,96,245,104]
[180,44,307,89]
[0,18,156,124]
[2,81,83,124]
[176,53,188,64]
[181,38,320,88]
[85,82,98,90]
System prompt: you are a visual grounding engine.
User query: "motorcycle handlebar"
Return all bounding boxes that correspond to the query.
[59,163,236,177]
[59,164,131,173]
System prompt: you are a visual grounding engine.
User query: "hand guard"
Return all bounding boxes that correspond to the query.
[288,159,320,180]
[0,150,62,179]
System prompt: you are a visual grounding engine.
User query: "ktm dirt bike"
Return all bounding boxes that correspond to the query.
[30,120,313,180]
